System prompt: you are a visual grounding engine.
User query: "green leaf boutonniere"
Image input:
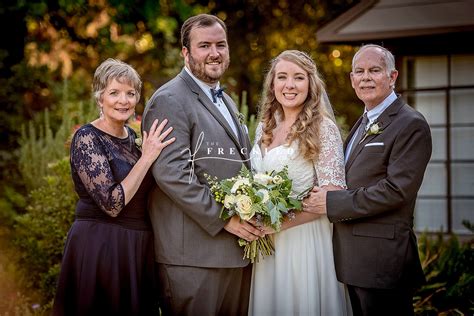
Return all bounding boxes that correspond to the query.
[235,112,246,125]
[359,121,382,144]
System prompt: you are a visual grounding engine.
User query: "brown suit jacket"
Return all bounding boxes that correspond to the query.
[142,69,251,268]
[327,96,432,289]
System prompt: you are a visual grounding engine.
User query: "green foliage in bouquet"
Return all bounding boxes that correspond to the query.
[414,225,473,315]
[206,165,305,263]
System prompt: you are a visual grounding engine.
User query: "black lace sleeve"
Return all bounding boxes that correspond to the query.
[70,128,126,217]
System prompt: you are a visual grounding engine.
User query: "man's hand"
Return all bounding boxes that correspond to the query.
[224,215,265,241]
[302,186,328,215]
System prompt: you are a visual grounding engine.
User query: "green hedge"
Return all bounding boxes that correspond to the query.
[11,91,96,312]
[414,230,474,315]
[14,157,76,304]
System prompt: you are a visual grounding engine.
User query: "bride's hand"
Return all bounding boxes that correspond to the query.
[257,224,276,235]
[248,218,276,235]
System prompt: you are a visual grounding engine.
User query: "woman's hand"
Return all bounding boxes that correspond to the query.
[120,118,175,206]
[248,218,276,235]
[141,119,175,163]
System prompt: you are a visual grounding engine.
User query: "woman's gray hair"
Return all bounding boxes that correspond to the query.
[92,58,142,105]
[352,44,396,73]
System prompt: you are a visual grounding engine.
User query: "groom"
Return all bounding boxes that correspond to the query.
[142,14,262,315]
[305,44,432,316]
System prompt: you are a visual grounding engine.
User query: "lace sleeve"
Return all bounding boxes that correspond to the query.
[254,122,263,146]
[314,117,347,188]
[71,128,125,217]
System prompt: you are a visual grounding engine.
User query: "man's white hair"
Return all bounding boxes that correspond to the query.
[352,44,396,73]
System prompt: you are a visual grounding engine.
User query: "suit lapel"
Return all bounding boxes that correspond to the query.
[344,116,363,172]
[222,94,251,165]
[222,94,244,143]
[179,70,247,161]
[345,97,405,171]
[344,116,362,152]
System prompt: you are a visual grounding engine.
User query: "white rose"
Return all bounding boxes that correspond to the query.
[369,123,380,134]
[134,137,143,148]
[272,175,284,184]
[253,173,273,185]
[230,178,250,194]
[224,195,237,208]
[256,189,270,203]
[235,195,255,220]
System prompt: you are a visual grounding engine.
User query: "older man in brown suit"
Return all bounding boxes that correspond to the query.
[304,44,432,316]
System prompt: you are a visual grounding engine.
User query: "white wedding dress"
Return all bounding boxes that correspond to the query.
[249,117,352,316]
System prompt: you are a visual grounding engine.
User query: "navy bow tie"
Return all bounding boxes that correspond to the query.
[210,87,225,103]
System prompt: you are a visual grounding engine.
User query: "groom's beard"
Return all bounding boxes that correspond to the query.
[188,52,230,85]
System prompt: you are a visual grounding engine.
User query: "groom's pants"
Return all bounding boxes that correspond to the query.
[348,285,414,316]
[156,263,251,316]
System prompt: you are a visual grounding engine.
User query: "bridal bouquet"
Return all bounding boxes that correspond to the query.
[206,165,307,263]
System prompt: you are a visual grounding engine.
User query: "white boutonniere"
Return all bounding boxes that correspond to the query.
[135,137,143,149]
[359,121,382,144]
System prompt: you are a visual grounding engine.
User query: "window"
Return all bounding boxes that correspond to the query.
[402,54,474,234]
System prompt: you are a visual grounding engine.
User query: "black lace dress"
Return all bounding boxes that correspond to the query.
[53,124,156,316]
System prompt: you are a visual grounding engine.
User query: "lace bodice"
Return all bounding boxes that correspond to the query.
[70,124,142,217]
[250,117,346,193]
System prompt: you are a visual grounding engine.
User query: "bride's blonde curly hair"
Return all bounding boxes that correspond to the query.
[258,50,330,161]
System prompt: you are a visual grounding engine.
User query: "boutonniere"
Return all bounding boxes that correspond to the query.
[235,112,246,125]
[135,137,143,150]
[359,121,382,144]
[127,117,142,150]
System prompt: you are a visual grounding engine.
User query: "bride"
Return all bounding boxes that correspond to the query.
[249,50,352,315]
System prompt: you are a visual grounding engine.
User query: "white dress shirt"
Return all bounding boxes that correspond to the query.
[184,67,238,137]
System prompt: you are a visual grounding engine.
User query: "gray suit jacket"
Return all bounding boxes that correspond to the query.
[142,69,252,268]
[327,96,432,289]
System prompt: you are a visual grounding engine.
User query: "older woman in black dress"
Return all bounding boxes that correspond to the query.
[53,58,175,315]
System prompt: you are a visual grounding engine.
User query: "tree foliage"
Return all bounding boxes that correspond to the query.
[1,0,360,197]
[19,87,97,191]
[2,0,359,122]
[214,1,358,114]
